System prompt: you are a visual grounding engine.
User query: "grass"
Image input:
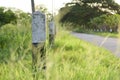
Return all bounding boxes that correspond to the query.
[74,28,118,38]
[0,23,33,80]
[47,30,120,80]
[73,27,119,38]
[0,24,120,80]
[87,31,118,38]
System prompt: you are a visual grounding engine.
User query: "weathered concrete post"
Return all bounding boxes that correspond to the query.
[32,11,46,80]
[49,21,56,46]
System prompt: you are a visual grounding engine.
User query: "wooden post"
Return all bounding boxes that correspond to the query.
[31,0,35,13]
[49,21,56,45]
[32,11,46,80]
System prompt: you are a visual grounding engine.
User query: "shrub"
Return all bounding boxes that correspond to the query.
[89,14,120,32]
[0,23,31,63]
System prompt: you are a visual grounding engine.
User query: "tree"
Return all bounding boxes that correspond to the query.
[36,4,48,13]
[0,7,6,26]
[0,7,17,27]
[35,4,53,22]
[89,14,120,32]
[58,0,120,28]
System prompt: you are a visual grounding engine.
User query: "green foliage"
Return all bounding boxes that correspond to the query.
[35,4,53,22]
[90,32,118,38]
[59,3,108,25]
[0,23,31,63]
[58,0,120,31]
[89,14,120,32]
[0,7,31,28]
[17,12,31,26]
[0,23,120,79]
[73,0,120,13]
[47,30,120,80]
[0,7,17,27]
[36,4,48,13]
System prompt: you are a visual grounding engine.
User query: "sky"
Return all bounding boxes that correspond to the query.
[0,0,120,13]
[0,0,72,13]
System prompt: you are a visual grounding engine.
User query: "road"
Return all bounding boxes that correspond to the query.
[72,32,120,57]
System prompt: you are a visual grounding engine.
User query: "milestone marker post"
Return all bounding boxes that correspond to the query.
[49,0,56,46]
[31,1,46,79]
[49,21,56,45]
[32,11,46,80]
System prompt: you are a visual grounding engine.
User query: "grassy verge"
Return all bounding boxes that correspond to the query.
[47,30,120,80]
[0,24,33,80]
[87,31,118,38]
[73,27,118,38]
[0,24,120,80]
[74,29,118,38]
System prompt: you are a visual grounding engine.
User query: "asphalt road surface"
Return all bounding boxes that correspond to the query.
[72,32,120,57]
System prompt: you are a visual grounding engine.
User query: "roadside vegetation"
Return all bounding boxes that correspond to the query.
[58,0,120,36]
[0,23,120,79]
[86,32,118,38]
[1,3,120,79]
[74,30,118,38]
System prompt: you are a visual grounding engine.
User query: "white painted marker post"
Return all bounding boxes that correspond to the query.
[32,11,46,80]
[49,21,56,45]
[32,11,46,43]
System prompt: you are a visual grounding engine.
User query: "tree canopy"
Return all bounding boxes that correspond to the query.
[58,0,120,26]
[0,7,17,27]
[35,4,53,22]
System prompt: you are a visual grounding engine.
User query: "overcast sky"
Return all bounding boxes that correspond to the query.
[0,0,72,13]
[0,0,120,13]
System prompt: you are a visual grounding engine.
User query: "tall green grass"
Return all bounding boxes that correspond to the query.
[0,24,120,80]
[74,28,118,38]
[87,32,118,38]
[0,23,33,80]
[47,31,120,80]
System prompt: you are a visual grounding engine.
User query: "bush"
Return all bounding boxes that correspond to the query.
[0,23,31,63]
[0,7,17,27]
[89,14,120,32]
